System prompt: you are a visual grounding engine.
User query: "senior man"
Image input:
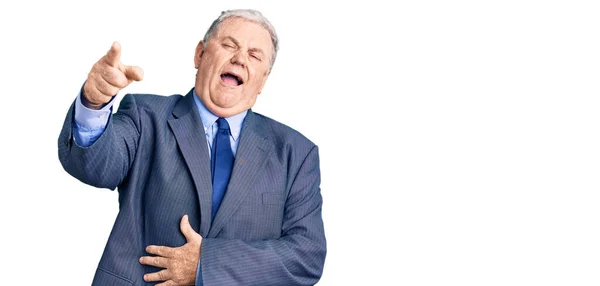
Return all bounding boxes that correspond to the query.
[58,9,326,286]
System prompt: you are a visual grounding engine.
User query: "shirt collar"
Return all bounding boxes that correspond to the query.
[192,89,247,141]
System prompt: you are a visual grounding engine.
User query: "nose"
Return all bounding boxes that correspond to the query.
[230,51,247,68]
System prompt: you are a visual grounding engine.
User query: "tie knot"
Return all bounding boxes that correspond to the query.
[217,117,230,131]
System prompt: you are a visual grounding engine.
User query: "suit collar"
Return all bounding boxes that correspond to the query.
[171,88,196,119]
[168,89,213,236]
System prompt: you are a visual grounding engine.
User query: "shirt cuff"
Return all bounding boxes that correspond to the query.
[74,90,114,130]
[73,90,115,147]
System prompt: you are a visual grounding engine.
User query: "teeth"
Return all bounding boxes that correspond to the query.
[231,74,242,84]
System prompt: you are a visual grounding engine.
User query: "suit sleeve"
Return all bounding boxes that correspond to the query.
[58,94,141,190]
[199,145,326,286]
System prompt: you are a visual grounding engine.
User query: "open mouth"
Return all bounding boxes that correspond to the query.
[221,72,243,86]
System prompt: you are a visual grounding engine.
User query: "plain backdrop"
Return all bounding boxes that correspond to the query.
[1,0,599,285]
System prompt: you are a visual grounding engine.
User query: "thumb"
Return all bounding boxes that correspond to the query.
[104,41,121,67]
[180,215,200,242]
[123,65,144,82]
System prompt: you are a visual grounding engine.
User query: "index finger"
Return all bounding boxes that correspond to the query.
[104,41,121,67]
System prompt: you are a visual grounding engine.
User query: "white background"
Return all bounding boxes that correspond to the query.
[1,0,599,285]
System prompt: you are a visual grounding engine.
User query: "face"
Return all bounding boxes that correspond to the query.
[194,17,273,117]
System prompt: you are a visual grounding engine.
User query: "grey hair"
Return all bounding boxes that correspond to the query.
[203,9,279,70]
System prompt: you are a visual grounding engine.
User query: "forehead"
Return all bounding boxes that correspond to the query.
[214,17,273,51]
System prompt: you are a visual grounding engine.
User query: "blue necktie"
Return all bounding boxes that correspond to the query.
[210,118,234,222]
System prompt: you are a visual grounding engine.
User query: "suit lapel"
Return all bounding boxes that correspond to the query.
[208,110,273,238]
[167,90,213,237]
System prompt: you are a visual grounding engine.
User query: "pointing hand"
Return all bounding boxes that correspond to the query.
[82,42,144,109]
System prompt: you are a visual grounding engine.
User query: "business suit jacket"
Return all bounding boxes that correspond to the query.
[58,89,326,285]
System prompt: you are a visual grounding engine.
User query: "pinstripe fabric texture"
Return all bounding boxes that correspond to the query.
[58,89,326,285]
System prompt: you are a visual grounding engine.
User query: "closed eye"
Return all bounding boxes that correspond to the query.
[250,54,262,61]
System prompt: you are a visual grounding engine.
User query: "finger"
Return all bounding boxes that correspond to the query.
[104,41,121,67]
[139,255,169,268]
[144,269,171,282]
[156,280,177,286]
[146,245,174,258]
[180,215,199,242]
[93,73,120,97]
[101,66,129,88]
[86,80,115,106]
[123,65,144,81]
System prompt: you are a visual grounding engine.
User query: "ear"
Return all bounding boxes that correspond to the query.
[194,40,205,69]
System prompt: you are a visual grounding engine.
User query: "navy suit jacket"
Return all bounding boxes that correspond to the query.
[58,89,326,285]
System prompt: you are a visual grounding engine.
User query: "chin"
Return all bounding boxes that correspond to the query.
[211,92,240,107]
[211,99,234,110]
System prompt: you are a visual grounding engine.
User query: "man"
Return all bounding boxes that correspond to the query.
[58,9,326,285]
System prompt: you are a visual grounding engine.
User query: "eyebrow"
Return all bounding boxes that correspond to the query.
[223,36,240,46]
[249,47,265,55]
[223,36,265,55]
